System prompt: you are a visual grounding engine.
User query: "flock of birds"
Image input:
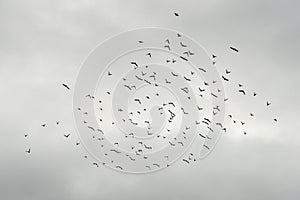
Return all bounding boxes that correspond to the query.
[24,12,278,172]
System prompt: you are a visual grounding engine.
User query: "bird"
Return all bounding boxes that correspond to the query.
[212,54,217,58]
[180,42,187,47]
[107,71,112,76]
[131,61,138,69]
[26,148,31,153]
[184,76,191,82]
[198,67,206,72]
[146,52,152,58]
[24,134,28,137]
[267,101,271,106]
[182,159,190,164]
[180,56,188,61]
[165,79,171,84]
[250,113,254,117]
[222,76,229,82]
[138,40,143,43]
[56,121,60,125]
[238,89,246,95]
[88,126,95,131]
[174,12,179,17]
[93,162,99,167]
[225,69,231,74]
[134,98,141,104]
[274,118,278,122]
[64,133,70,138]
[230,46,239,52]
[116,166,123,170]
[62,83,70,90]
[170,72,178,77]
[164,45,171,51]
[254,92,257,96]
[41,124,46,127]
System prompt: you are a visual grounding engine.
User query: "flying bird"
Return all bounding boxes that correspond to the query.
[93,162,99,167]
[26,148,31,153]
[62,83,70,90]
[174,12,179,17]
[64,133,70,138]
[180,42,187,47]
[238,89,246,95]
[225,69,231,74]
[222,76,229,82]
[146,52,152,58]
[230,46,239,52]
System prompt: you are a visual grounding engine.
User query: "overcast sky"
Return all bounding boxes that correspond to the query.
[1,0,300,199]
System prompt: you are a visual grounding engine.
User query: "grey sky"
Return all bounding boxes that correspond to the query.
[0,0,299,199]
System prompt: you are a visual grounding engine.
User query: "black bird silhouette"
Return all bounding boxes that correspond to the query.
[116,165,123,170]
[225,69,231,74]
[171,72,178,77]
[238,89,246,95]
[64,133,70,138]
[107,71,112,76]
[180,42,187,47]
[222,76,229,82]
[138,40,143,43]
[182,159,190,164]
[41,124,46,127]
[164,45,171,51]
[25,134,28,137]
[212,54,217,58]
[180,56,188,61]
[130,61,138,69]
[165,78,171,84]
[93,162,99,167]
[230,46,239,52]
[26,148,31,153]
[198,67,206,73]
[274,118,278,122]
[184,76,191,82]
[146,52,152,58]
[266,101,271,106]
[250,113,254,117]
[134,98,141,104]
[62,83,70,90]
[174,12,179,17]
[254,92,257,96]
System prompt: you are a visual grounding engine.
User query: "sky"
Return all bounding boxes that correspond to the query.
[0,0,300,199]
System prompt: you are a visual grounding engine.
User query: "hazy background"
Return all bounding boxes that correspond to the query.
[1,0,299,199]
